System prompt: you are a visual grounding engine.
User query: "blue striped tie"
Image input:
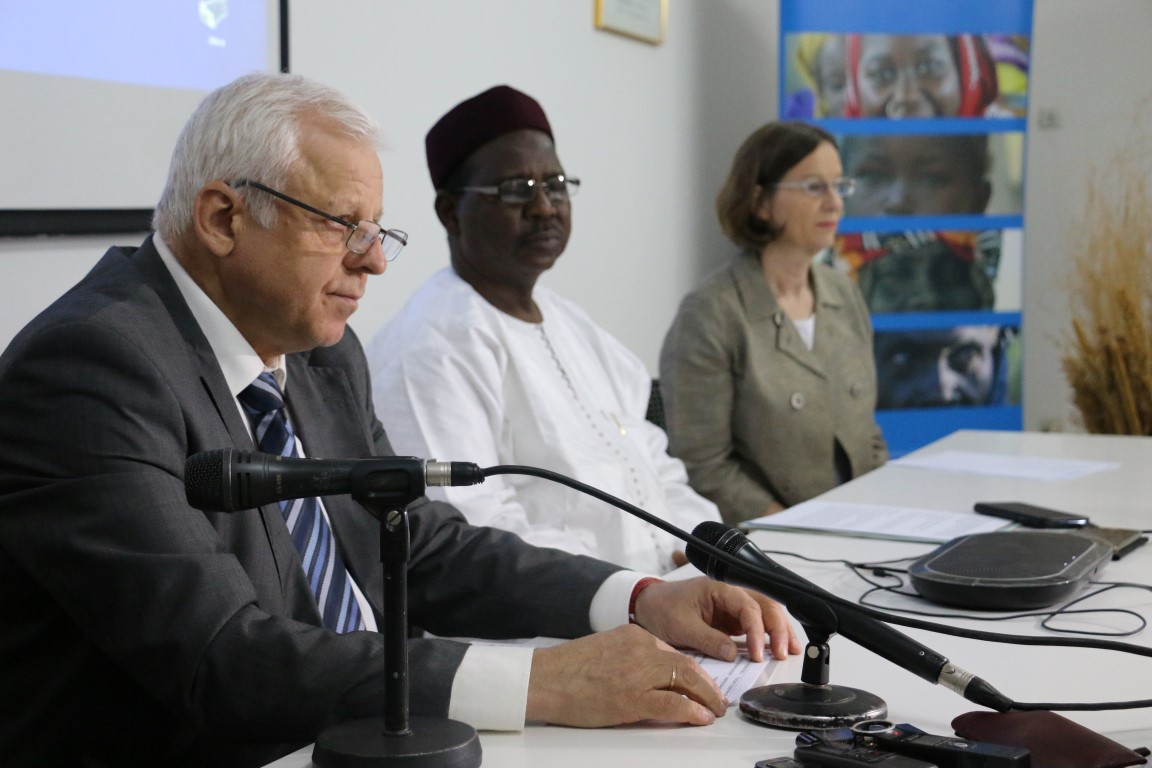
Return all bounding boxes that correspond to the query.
[239,372,363,634]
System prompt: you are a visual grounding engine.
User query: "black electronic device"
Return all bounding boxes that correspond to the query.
[908,530,1112,610]
[755,759,806,768]
[973,501,1089,528]
[835,720,1031,768]
[795,730,938,767]
[1082,526,1149,560]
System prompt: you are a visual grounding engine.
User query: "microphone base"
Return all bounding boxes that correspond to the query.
[312,716,481,768]
[739,683,887,731]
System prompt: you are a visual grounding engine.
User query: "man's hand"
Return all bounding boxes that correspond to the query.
[633,577,802,663]
[526,625,725,727]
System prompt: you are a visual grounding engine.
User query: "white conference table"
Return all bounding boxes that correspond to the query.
[268,429,1152,767]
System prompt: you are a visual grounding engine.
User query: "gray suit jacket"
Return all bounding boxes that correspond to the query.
[659,252,888,524]
[0,238,618,767]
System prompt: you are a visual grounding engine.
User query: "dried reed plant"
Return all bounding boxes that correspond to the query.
[1061,146,1152,434]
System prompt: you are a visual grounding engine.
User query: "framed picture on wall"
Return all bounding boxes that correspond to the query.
[594,0,666,45]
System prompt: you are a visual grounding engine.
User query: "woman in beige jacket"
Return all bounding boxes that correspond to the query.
[660,122,888,526]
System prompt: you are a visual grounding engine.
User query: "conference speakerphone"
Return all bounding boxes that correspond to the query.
[908,530,1113,610]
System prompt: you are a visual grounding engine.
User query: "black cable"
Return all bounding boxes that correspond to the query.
[827,554,1150,637]
[752,538,1152,653]
[1040,582,1150,635]
[854,578,1148,637]
[762,548,1150,637]
[482,464,1152,712]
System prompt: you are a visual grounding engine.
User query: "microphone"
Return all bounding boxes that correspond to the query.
[686,521,1012,713]
[184,448,484,512]
[183,447,488,766]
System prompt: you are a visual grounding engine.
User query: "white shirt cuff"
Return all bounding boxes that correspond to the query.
[448,644,534,731]
[589,570,652,632]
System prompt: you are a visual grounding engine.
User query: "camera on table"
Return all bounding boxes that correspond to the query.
[785,720,1031,768]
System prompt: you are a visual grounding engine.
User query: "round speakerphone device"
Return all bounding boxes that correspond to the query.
[908,530,1113,610]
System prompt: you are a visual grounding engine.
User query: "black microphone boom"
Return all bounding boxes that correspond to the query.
[183,448,484,512]
[686,521,1013,712]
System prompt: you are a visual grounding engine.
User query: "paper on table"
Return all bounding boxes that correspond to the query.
[461,636,774,705]
[703,652,774,703]
[743,500,1008,543]
[892,450,1117,480]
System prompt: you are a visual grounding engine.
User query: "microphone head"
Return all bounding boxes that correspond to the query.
[184,448,234,512]
[687,520,747,581]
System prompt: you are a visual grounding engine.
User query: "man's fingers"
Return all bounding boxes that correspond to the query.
[642,690,718,725]
[747,591,802,660]
[729,589,801,661]
[646,661,725,721]
[678,655,726,708]
[735,598,766,662]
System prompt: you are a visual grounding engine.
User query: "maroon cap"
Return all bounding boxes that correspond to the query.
[425,85,553,189]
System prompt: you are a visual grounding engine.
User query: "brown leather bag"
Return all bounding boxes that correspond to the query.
[952,710,1149,768]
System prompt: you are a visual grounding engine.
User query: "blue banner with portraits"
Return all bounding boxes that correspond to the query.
[780,0,1033,456]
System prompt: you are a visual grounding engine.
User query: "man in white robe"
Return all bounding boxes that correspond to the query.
[367,85,719,574]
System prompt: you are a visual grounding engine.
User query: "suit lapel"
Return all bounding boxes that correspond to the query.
[135,240,327,623]
[134,239,253,449]
[732,253,828,379]
[809,265,850,373]
[775,314,823,377]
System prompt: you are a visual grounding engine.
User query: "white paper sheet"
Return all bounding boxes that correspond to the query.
[743,500,1008,543]
[892,450,1117,480]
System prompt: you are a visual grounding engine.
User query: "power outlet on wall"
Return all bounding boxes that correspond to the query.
[1036,107,1062,130]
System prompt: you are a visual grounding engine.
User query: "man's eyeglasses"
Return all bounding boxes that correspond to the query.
[231,180,408,261]
[457,174,580,206]
[773,176,857,198]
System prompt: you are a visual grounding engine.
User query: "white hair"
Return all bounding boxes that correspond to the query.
[152,72,381,241]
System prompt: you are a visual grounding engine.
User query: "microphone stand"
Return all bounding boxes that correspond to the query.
[734,581,887,730]
[688,532,888,729]
[312,464,481,768]
[740,626,885,730]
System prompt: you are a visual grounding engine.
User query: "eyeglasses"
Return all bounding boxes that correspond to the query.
[231,180,408,261]
[773,176,857,198]
[457,174,580,205]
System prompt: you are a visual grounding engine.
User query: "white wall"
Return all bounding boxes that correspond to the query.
[2,0,1150,434]
[1020,0,1152,431]
[290,0,726,365]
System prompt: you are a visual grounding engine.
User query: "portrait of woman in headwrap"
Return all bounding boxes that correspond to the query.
[843,33,1000,119]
